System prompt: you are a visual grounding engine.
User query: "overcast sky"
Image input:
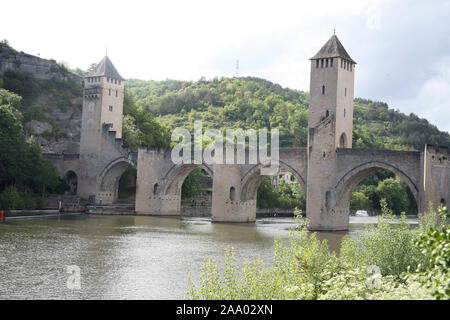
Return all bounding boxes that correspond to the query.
[1,0,449,132]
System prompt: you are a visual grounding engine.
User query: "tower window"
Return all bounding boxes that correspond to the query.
[330,58,333,67]
[345,88,347,96]
[230,187,236,201]
[316,60,319,68]
[339,133,348,148]
[321,59,324,68]
[322,85,325,95]
[325,59,329,68]
[350,63,352,72]
[116,90,118,97]
[341,59,343,68]
[109,106,113,111]
[344,108,346,117]
[109,89,111,96]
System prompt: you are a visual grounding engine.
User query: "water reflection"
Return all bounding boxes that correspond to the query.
[0,214,417,300]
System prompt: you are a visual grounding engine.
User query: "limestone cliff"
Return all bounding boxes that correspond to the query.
[0,41,83,154]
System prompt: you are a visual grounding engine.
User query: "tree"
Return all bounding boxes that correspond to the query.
[182,168,206,198]
[350,192,372,212]
[0,88,62,196]
[0,89,26,189]
[257,177,279,208]
[376,177,409,214]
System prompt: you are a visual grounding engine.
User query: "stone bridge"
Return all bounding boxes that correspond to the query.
[47,129,449,229]
[134,147,308,222]
[44,37,449,230]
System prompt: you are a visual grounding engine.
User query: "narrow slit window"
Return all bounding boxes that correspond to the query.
[230,187,236,201]
[322,85,325,95]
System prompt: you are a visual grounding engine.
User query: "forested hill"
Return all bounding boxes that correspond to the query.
[123,77,450,151]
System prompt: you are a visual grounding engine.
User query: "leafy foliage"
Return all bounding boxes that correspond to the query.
[187,203,448,300]
[122,91,172,151]
[257,177,305,209]
[413,206,449,299]
[0,89,65,208]
[181,167,206,198]
[125,78,450,151]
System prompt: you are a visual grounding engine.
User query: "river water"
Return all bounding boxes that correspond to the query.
[0,214,417,300]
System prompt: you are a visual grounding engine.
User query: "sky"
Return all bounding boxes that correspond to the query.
[1,0,450,132]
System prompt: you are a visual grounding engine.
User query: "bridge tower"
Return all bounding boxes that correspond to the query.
[78,56,125,201]
[306,34,356,230]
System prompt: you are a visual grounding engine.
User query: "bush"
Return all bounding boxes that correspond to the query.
[340,199,427,277]
[413,206,449,299]
[187,203,446,300]
[350,191,372,212]
[0,185,24,209]
[22,193,36,209]
[34,196,46,210]
[0,186,47,210]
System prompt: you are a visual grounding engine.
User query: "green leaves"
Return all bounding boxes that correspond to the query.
[0,90,63,202]
[187,206,447,300]
[256,178,306,210]
[181,167,205,199]
[413,206,449,299]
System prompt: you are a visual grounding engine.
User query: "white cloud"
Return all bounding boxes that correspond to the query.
[391,56,450,133]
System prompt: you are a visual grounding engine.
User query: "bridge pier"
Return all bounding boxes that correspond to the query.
[211,164,256,223]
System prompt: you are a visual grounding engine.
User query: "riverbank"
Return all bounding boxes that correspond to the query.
[1,210,84,221]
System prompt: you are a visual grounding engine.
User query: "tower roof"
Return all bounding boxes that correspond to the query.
[310,35,356,64]
[87,56,124,80]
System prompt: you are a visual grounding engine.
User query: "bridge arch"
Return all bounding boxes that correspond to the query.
[163,162,214,196]
[64,170,78,195]
[97,156,137,204]
[334,160,420,214]
[240,160,307,203]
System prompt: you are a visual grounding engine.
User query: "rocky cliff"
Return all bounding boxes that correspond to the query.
[0,41,83,154]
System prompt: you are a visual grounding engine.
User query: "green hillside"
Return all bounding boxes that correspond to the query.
[124,77,450,152]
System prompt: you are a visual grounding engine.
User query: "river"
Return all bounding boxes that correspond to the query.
[0,214,418,300]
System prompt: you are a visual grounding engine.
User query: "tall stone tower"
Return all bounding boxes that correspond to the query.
[78,56,125,200]
[306,35,356,230]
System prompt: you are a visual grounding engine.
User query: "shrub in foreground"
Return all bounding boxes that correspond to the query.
[187,204,448,300]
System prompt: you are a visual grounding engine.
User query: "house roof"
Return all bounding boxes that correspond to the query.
[87,56,124,80]
[310,35,356,64]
